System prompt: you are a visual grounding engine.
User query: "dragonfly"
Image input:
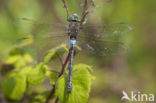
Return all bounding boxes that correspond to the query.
[14,13,133,93]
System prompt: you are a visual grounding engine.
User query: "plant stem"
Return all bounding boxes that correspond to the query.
[0,91,7,103]
[61,0,70,18]
[45,85,55,103]
[80,0,89,26]
[45,52,70,103]
[55,97,59,103]
[91,0,96,7]
[59,52,70,77]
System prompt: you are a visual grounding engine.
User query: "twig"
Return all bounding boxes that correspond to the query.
[80,0,90,26]
[0,91,7,103]
[80,10,89,26]
[80,0,96,26]
[19,93,27,103]
[82,0,89,16]
[45,85,56,103]
[61,0,70,18]
[55,97,59,103]
[91,0,96,7]
[58,52,70,77]
[45,52,70,103]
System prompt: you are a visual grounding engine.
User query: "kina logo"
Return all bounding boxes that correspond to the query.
[121,91,154,102]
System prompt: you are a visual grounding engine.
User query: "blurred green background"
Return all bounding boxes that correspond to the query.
[0,0,156,103]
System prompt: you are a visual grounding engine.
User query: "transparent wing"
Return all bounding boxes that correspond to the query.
[14,18,68,38]
[15,34,70,62]
[78,39,130,56]
[81,22,134,38]
[14,18,70,59]
[77,22,133,56]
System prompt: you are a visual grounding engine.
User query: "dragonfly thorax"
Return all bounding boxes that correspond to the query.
[68,21,80,39]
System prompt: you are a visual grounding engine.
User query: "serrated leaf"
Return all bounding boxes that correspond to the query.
[5,54,21,64]
[14,53,33,68]
[23,53,33,62]
[27,63,46,85]
[56,64,91,103]
[75,45,82,51]
[19,66,32,75]
[5,53,33,68]
[74,64,95,80]
[74,64,93,72]
[1,73,26,100]
[46,70,58,85]
[32,91,49,103]
[32,91,55,103]
[44,44,69,64]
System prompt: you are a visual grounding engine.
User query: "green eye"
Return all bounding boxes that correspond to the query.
[67,13,81,22]
[67,17,73,21]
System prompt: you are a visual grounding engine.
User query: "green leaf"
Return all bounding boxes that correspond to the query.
[74,64,96,80]
[74,64,96,81]
[44,44,69,64]
[15,53,33,68]
[5,53,33,68]
[32,91,55,103]
[46,70,58,85]
[75,45,82,51]
[1,73,26,100]
[5,54,21,64]
[74,64,94,72]
[19,66,32,75]
[56,64,91,103]
[27,63,46,85]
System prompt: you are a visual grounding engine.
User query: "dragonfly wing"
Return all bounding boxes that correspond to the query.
[17,34,70,61]
[14,18,68,37]
[81,22,134,38]
[102,22,134,37]
[79,39,130,56]
[14,18,70,56]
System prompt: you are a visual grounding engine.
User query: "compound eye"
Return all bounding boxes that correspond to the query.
[68,17,73,21]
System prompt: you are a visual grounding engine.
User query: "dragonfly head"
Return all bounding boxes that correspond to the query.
[67,13,81,22]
